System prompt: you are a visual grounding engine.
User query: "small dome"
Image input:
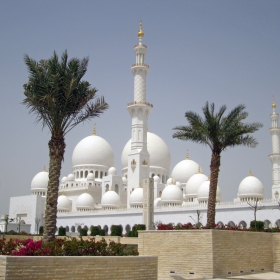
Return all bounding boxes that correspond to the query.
[122,176,127,185]
[185,173,208,197]
[238,173,264,199]
[154,197,162,207]
[176,181,182,188]
[161,183,183,205]
[101,190,121,208]
[129,187,143,206]
[72,135,114,168]
[68,174,74,181]
[87,173,95,180]
[166,178,174,185]
[122,132,171,171]
[76,193,95,210]
[61,176,67,184]
[197,180,221,202]
[57,195,71,212]
[153,175,160,183]
[108,167,117,176]
[171,156,201,184]
[31,170,49,190]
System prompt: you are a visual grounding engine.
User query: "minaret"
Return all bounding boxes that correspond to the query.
[269,98,280,198]
[127,22,152,206]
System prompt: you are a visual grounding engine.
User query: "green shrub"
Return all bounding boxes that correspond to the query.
[250,220,264,231]
[99,229,105,236]
[39,226,44,235]
[90,226,100,236]
[58,227,66,236]
[80,228,88,236]
[129,224,146,237]
[111,225,122,236]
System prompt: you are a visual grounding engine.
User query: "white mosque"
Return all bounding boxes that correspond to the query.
[3,23,280,235]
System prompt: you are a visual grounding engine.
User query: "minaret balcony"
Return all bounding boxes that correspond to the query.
[131,63,149,68]
[127,101,153,108]
[134,44,147,48]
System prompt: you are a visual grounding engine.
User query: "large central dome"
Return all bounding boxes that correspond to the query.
[121,131,171,170]
[72,135,114,168]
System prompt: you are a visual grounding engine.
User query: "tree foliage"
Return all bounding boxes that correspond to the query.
[173,102,262,226]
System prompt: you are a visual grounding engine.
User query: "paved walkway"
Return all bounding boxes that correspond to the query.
[159,272,280,280]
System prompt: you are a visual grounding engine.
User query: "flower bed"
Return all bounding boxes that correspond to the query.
[155,222,280,232]
[0,237,138,256]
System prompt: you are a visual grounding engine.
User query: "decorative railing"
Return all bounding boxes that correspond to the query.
[127,101,153,107]
[131,63,149,68]
[57,198,280,215]
[134,44,147,48]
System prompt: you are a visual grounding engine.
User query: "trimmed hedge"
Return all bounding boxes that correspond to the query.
[128,224,146,237]
[250,220,264,230]
[58,227,66,236]
[111,225,122,237]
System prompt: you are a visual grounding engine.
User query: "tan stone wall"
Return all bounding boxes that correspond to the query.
[138,230,275,279]
[0,256,157,280]
[273,233,280,272]
[138,230,214,279]
[212,230,273,278]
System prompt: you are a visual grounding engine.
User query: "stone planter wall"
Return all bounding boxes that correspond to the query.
[138,230,274,279]
[0,256,157,280]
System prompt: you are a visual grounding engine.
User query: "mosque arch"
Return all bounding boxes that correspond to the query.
[77,225,81,233]
[100,171,103,178]
[103,225,108,235]
[105,184,109,193]
[71,226,75,232]
[83,225,88,233]
[125,224,131,235]
[227,221,236,228]
[217,221,224,228]
[95,171,98,178]
[137,108,143,121]
[76,172,79,179]
[238,221,247,229]
[80,171,83,178]
[66,226,69,232]
[276,219,280,228]
[264,220,272,229]
[115,184,119,194]
[85,170,88,177]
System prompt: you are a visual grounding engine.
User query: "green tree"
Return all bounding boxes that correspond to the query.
[173,102,262,227]
[4,214,14,233]
[23,51,108,242]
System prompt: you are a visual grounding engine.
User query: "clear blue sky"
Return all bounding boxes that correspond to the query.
[0,1,279,215]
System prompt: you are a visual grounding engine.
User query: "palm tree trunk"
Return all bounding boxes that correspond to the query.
[206,152,221,227]
[43,134,65,242]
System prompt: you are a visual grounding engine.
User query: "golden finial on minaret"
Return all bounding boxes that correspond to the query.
[110,186,113,191]
[249,169,253,176]
[186,150,189,160]
[92,123,96,136]
[272,97,276,109]
[207,175,210,181]
[197,166,202,174]
[43,166,46,172]
[138,20,144,37]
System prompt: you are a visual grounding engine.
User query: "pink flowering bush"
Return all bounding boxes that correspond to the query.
[0,238,138,256]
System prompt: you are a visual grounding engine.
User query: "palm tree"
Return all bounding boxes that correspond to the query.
[173,102,262,227]
[23,51,109,242]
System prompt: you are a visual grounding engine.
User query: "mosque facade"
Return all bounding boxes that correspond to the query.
[3,23,280,234]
